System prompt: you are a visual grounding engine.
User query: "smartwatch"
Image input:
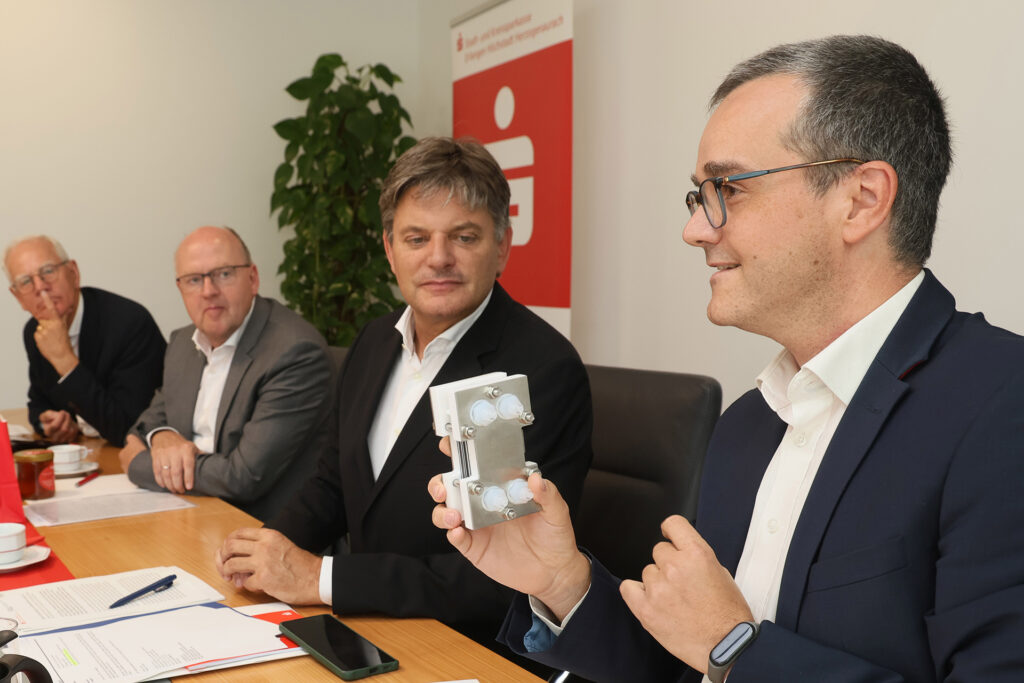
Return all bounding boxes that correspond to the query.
[707,621,758,683]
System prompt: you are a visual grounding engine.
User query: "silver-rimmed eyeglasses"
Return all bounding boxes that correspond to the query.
[9,261,70,294]
[175,264,252,292]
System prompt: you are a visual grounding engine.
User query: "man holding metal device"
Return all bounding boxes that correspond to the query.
[215,137,593,663]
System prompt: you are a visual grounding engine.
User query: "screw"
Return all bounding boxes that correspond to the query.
[484,386,503,398]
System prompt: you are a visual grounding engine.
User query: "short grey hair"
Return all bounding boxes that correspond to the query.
[3,235,70,283]
[712,35,952,267]
[378,137,511,242]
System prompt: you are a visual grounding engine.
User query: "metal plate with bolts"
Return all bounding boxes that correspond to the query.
[430,372,540,530]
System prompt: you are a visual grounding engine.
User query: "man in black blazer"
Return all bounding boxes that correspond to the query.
[5,235,164,446]
[215,138,593,650]
[430,37,1024,682]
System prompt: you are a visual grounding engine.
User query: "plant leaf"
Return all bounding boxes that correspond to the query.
[286,77,314,101]
[273,118,304,141]
[314,53,345,72]
[344,109,376,144]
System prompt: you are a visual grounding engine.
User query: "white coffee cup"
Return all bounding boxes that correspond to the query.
[0,523,26,565]
[51,444,87,474]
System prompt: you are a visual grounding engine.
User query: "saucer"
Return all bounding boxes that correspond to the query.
[0,545,50,572]
[54,461,99,479]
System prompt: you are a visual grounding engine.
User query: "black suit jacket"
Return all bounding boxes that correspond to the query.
[24,286,165,446]
[500,271,1024,682]
[268,283,593,640]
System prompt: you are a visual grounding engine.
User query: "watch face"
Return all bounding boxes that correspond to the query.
[710,622,756,665]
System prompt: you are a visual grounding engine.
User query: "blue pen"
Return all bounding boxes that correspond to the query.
[108,574,177,609]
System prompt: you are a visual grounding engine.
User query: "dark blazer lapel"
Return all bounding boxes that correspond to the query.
[345,323,404,495]
[699,404,787,575]
[370,284,508,497]
[775,270,955,628]
[213,297,269,449]
[169,339,206,434]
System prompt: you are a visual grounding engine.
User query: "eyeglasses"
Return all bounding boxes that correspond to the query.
[686,158,865,229]
[9,261,70,294]
[175,264,252,292]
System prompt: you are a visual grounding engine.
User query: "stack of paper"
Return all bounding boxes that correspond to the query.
[0,566,222,633]
[0,567,307,682]
[23,475,195,527]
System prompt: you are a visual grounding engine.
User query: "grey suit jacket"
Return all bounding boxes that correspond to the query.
[127,296,332,521]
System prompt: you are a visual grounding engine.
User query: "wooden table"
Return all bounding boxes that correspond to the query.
[4,408,543,683]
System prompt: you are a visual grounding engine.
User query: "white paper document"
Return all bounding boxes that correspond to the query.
[0,566,223,634]
[23,488,194,527]
[7,603,295,683]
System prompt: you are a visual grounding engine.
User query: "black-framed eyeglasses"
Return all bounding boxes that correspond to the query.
[175,264,252,292]
[685,158,865,229]
[9,261,70,294]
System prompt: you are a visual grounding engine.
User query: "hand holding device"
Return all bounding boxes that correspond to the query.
[429,439,592,622]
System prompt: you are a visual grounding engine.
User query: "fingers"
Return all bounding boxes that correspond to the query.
[432,502,463,530]
[42,411,77,443]
[427,474,447,503]
[445,525,472,555]
[660,515,702,550]
[39,291,59,319]
[439,436,452,458]
[151,441,198,493]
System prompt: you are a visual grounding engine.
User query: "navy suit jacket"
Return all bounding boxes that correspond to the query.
[24,286,165,446]
[500,271,1024,682]
[268,283,593,643]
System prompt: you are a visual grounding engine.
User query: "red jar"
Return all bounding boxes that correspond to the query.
[14,449,55,500]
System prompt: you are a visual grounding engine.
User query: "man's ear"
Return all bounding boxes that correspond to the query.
[841,161,898,245]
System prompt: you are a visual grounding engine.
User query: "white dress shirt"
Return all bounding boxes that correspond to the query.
[146,300,255,451]
[696,270,924,683]
[318,290,492,604]
[533,271,926,667]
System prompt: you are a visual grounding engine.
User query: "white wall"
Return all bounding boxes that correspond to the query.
[0,0,446,409]
[426,0,1024,407]
[4,0,1023,414]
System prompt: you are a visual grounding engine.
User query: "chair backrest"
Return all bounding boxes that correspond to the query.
[575,364,721,580]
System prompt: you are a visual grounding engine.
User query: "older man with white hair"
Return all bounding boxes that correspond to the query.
[4,235,165,446]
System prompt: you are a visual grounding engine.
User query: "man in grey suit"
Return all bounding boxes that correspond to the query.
[119,226,331,521]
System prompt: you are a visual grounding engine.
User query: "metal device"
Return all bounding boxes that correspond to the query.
[430,372,540,530]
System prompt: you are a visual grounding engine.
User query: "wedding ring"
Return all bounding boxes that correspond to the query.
[162,465,171,470]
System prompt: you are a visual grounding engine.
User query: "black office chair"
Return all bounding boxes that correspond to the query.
[546,364,722,683]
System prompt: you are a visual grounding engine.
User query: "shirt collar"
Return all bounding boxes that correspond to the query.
[67,291,84,339]
[758,270,925,413]
[394,288,493,363]
[192,297,257,358]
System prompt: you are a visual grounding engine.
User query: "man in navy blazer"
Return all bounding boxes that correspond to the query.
[5,235,165,446]
[430,36,1024,682]
[214,138,592,655]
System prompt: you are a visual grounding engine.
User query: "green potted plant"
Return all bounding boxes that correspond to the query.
[271,53,417,346]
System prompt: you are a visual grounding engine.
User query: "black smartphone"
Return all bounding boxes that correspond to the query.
[279,614,399,680]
